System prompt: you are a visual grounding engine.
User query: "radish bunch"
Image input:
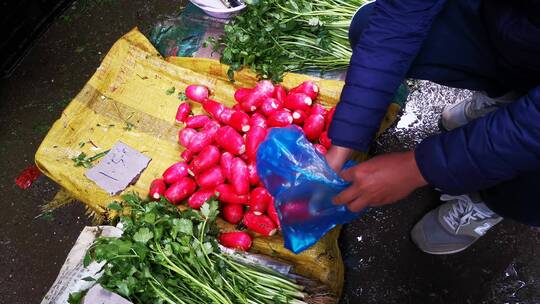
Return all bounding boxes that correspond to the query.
[149,81,335,251]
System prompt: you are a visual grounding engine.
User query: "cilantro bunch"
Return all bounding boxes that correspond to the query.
[71,194,308,304]
[216,0,365,81]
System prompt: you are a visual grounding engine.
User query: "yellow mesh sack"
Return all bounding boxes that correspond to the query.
[35,28,399,297]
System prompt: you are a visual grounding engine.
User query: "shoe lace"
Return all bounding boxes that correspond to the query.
[441,194,495,233]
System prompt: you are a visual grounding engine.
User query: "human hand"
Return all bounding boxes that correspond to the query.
[333,151,427,212]
[325,145,353,172]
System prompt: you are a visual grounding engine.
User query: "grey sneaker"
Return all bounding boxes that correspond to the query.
[411,194,503,255]
[440,91,519,131]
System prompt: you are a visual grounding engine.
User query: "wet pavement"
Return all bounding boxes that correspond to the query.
[341,81,540,303]
[0,1,538,303]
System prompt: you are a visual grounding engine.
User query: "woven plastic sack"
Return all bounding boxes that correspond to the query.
[35,28,400,297]
[257,127,363,253]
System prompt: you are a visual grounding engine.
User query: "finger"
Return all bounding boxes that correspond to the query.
[348,197,370,212]
[333,184,362,205]
[339,167,355,182]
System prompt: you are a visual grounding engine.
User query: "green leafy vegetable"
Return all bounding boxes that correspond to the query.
[71,149,110,168]
[107,201,122,211]
[178,91,187,101]
[72,194,310,303]
[215,0,364,81]
[165,86,176,95]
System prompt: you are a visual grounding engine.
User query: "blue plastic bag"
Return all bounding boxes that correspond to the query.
[256,126,364,253]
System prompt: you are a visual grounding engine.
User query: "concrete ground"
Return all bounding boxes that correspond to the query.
[0,1,538,303]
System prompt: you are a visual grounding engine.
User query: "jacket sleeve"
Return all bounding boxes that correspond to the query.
[329,0,447,151]
[415,86,540,194]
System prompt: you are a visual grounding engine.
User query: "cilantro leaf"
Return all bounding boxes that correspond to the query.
[165,87,176,95]
[107,201,122,211]
[178,92,187,101]
[133,227,153,244]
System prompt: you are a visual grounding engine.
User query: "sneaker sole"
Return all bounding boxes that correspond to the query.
[416,244,473,255]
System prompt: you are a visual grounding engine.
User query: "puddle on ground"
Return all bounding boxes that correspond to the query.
[375,80,473,153]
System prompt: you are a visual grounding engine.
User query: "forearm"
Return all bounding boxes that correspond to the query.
[329,0,447,151]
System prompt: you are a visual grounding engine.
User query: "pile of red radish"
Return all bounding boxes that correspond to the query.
[148,80,335,251]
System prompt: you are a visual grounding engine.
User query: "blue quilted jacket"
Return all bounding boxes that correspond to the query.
[328,0,540,194]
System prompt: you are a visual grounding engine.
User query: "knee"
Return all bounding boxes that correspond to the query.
[349,2,374,48]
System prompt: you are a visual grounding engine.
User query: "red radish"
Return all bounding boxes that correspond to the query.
[233,104,242,111]
[243,211,277,236]
[268,110,293,127]
[219,107,235,124]
[240,80,275,112]
[162,162,189,184]
[240,153,249,162]
[267,198,281,228]
[290,80,319,100]
[191,145,220,174]
[246,126,267,161]
[326,106,336,130]
[314,144,328,155]
[149,178,166,200]
[180,149,194,162]
[202,99,225,120]
[220,152,234,180]
[319,131,332,148]
[255,80,275,97]
[175,102,191,124]
[240,98,261,113]
[188,130,215,153]
[229,111,251,133]
[280,200,310,222]
[234,88,252,103]
[247,162,260,186]
[250,113,267,129]
[303,114,325,141]
[222,204,244,224]
[203,120,221,138]
[196,167,225,188]
[215,126,245,155]
[215,184,249,204]
[219,231,252,251]
[178,128,197,147]
[185,85,209,103]
[230,158,249,194]
[164,177,196,204]
[273,85,287,103]
[292,110,308,125]
[188,188,215,209]
[284,93,312,112]
[311,103,328,117]
[185,115,211,129]
[260,97,282,117]
[249,187,272,215]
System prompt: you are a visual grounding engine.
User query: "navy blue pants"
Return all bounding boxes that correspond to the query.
[351,2,540,226]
